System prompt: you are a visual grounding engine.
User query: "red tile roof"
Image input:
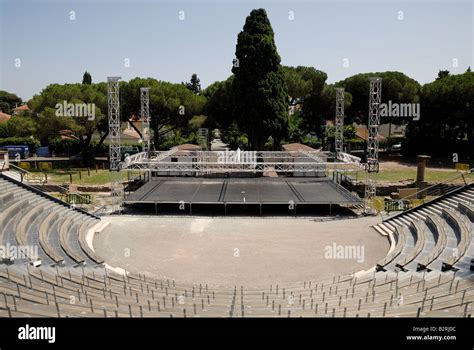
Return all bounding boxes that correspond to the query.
[13,104,30,112]
[0,112,11,123]
[282,143,317,152]
[176,143,201,151]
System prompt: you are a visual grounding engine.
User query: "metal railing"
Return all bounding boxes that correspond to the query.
[149,146,179,161]
[382,169,472,219]
[7,163,47,184]
[120,151,149,169]
[333,170,358,186]
[3,163,107,216]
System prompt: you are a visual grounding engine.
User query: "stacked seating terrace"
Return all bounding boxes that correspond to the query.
[0,176,473,317]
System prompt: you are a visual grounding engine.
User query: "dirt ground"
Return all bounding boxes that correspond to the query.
[94,215,387,288]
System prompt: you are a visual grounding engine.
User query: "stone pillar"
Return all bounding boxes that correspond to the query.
[417,155,431,198]
[416,155,431,183]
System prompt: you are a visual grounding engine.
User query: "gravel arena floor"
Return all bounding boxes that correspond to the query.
[93,216,388,288]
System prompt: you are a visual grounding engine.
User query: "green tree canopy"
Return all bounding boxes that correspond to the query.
[121,77,206,148]
[337,71,421,124]
[406,71,473,156]
[0,90,22,114]
[281,66,353,140]
[28,83,107,164]
[202,76,234,130]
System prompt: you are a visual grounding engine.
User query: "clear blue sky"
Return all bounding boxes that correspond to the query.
[0,0,472,101]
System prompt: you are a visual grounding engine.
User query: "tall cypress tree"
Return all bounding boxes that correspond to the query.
[232,8,288,150]
[82,71,92,85]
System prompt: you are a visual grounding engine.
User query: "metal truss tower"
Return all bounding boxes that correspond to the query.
[364,77,382,214]
[140,87,151,155]
[107,76,123,214]
[108,77,121,171]
[335,88,345,155]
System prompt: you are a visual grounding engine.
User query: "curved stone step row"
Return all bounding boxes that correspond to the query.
[39,208,66,264]
[78,218,103,264]
[422,215,450,271]
[376,196,471,272]
[16,201,55,265]
[0,196,33,259]
[59,213,88,265]
[58,213,101,266]
[384,225,414,271]
[377,216,441,273]
[458,201,474,221]
[452,189,474,204]
[2,189,65,265]
[0,177,104,267]
[376,225,406,270]
[0,192,15,209]
[428,205,467,271]
[375,216,432,271]
[9,192,75,266]
[379,185,474,273]
[450,204,474,275]
[395,220,426,269]
[40,208,81,266]
[441,208,472,270]
[404,220,435,271]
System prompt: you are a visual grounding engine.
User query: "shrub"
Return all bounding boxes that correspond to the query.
[48,138,81,156]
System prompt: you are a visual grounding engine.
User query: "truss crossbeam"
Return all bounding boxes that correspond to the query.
[125,161,361,173]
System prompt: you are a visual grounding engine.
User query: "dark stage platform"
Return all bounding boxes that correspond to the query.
[124,177,362,215]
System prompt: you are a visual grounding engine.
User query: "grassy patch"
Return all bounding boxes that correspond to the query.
[47,169,130,185]
[44,168,472,186]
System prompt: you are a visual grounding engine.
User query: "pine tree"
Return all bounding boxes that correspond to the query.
[185,73,201,94]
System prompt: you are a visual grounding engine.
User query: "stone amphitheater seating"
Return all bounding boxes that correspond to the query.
[374,184,474,274]
[0,176,473,317]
